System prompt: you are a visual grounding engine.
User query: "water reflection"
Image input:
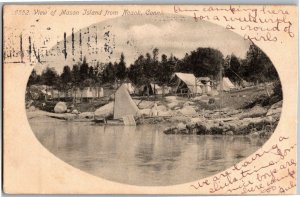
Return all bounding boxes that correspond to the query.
[30,120,268,186]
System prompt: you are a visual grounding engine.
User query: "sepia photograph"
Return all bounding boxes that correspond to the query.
[18,14,282,186]
[3,5,296,194]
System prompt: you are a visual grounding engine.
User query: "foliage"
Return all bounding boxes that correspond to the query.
[27,44,281,95]
[28,69,41,86]
[115,53,126,80]
[178,47,224,79]
[40,67,59,86]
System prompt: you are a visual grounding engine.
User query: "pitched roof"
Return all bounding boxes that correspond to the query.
[173,72,198,86]
[172,72,203,93]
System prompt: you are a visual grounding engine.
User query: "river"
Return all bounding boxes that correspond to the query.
[30,119,268,186]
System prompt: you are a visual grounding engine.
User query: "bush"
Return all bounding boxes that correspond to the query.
[242,81,283,109]
[273,80,283,100]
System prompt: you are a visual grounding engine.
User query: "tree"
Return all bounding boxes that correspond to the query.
[41,67,59,86]
[224,54,243,83]
[71,64,81,102]
[60,65,73,98]
[152,48,159,62]
[188,47,224,79]
[72,64,81,85]
[102,62,116,83]
[79,57,89,82]
[88,66,95,79]
[243,44,279,82]
[40,67,59,101]
[61,65,72,84]
[27,69,41,86]
[128,55,147,86]
[116,53,126,81]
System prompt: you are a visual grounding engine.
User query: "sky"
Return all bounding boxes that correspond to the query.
[31,14,251,73]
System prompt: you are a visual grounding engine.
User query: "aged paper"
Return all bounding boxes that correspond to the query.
[3,4,297,194]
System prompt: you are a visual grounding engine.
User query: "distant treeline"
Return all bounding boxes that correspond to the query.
[28,44,279,91]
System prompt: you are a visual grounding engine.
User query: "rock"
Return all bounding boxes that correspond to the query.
[192,96,202,101]
[272,100,283,109]
[183,101,194,106]
[174,106,181,110]
[54,102,67,113]
[207,90,219,96]
[202,99,210,103]
[157,105,167,111]
[167,101,179,109]
[158,110,172,117]
[72,109,79,114]
[196,123,208,135]
[239,105,268,119]
[150,103,158,117]
[226,131,234,135]
[78,112,94,119]
[227,109,240,116]
[251,132,259,137]
[219,121,224,126]
[267,101,282,116]
[165,96,177,102]
[191,117,203,124]
[139,108,151,116]
[177,123,186,130]
[164,127,176,135]
[178,106,197,116]
[267,108,282,116]
[94,102,114,118]
[137,101,154,109]
[67,109,71,113]
[211,126,224,134]
[28,106,36,111]
[186,122,197,129]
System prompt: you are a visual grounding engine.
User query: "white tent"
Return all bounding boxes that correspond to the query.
[123,83,135,94]
[149,84,171,95]
[171,72,203,94]
[218,77,236,91]
[113,84,139,119]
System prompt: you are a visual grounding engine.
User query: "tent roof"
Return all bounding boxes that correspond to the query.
[172,72,203,93]
[172,72,198,86]
[217,77,235,91]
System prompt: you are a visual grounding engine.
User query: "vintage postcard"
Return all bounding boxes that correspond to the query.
[3,4,297,194]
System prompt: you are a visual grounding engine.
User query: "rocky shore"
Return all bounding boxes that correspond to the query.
[27,93,282,137]
[163,100,282,137]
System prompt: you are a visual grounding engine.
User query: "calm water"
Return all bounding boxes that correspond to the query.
[30,119,268,186]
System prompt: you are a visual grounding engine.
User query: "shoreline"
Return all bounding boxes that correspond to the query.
[26,97,282,137]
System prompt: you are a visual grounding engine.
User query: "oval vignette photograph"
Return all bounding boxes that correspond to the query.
[25,14,283,186]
